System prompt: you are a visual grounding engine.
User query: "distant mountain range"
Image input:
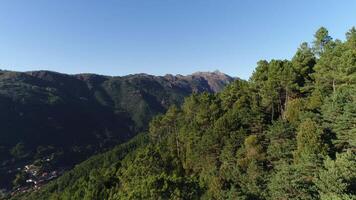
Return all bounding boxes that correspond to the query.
[0,69,234,190]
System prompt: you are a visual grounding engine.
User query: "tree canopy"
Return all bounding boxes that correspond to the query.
[12,27,356,200]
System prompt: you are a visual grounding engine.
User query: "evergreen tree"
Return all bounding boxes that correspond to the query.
[291,42,316,93]
[14,27,356,200]
[313,27,333,56]
[268,163,319,200]
[294,118,328,165]
[315,150,356,200]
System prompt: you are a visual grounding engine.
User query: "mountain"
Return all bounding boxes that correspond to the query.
[0,69,234,191]
[10,27,356,200]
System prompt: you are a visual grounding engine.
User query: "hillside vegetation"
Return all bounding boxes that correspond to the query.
[16,27,356,200]
[0,70,233,191]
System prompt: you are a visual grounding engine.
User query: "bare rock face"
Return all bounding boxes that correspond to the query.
[189,70,235,92]
[163,70,235,93]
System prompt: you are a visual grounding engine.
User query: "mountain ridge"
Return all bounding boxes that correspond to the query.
[0,69,234,191]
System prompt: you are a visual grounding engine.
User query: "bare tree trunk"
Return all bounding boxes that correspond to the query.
[282,87,288,120]
[285,87,288,108]
[174,122,180,157]
[278,95,283,117]
[176,134,180,157]
[332,78,336,108]
[271,102,274,121]
[332,79,336,94]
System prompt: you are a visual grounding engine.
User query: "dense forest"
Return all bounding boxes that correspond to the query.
[0,70,232,192]
[11,27,356,200]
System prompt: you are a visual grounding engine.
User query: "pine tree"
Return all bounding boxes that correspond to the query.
[294,118,328,165]
[313,27,333,56]
[315,150,356,200]
[291,42,316,93]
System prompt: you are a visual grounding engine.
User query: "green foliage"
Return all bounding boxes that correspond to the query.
[0,71,230,189]
[294,118,328,165]
[266,120,296,164]
[268,164,319,200]
[13,134,148,200]
[292,42,316,92]
[114,145,200,200]
[12,27,356,200]
[284,98,305,125]
[313,27,333,56]
[321,85,356,151]
[315,150,356,200]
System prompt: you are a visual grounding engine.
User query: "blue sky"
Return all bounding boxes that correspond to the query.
[0,0,355,79]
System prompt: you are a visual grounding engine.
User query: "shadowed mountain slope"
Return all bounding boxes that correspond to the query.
[0,69,234,190]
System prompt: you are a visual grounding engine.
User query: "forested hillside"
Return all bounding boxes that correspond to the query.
[15,27,356,200]
[0,70,233,192]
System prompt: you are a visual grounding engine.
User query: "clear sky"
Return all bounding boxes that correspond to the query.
[0,0,355,79]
